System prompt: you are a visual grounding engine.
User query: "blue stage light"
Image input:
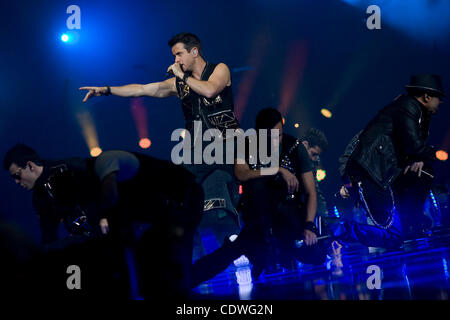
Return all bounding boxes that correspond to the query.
[340,0,450,42]
[333,206,341,218]
[430,190,439,210]
[443,258,449,281]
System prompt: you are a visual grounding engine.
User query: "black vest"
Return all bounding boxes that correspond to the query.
[248,134,302,178]
[175,62,239,138]
[246,133,304,201]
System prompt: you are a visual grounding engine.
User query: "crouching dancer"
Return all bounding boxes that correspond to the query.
[4,144,203,299]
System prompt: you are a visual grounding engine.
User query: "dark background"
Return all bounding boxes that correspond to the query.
[1,0,449,243]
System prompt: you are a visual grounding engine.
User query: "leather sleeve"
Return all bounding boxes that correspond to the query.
[394,105,436,162]
[338,130,362,179]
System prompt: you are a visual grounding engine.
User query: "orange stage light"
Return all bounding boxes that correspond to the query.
[139,138,151,149]
[321,108,332,118]
[436,150,448,161]
[316,169,326,182]
[90,147,102,157]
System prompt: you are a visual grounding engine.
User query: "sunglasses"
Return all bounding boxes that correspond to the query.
[11,167,23,181]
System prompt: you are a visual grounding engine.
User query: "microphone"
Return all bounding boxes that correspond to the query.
[165,70,174,78]
[295,235,331,248]
[420,169,434,179]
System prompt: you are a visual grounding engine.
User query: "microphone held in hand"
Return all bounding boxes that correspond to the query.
[420,169,434,179]
[295,235,331,248]
[165,69,174,78]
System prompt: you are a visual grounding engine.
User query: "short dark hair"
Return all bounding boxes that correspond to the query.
[3,144,42,170]
[168,32,203,57]
[255,108,283,130]
[303,128,329,152]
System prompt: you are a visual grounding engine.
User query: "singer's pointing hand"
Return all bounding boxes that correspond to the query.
[79,86,107,102]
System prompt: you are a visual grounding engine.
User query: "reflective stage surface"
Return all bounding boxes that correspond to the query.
[191,232,450,300]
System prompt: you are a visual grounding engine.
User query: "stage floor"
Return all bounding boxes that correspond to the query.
[191,231,450,300]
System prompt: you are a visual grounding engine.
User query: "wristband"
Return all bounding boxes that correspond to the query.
[304,221,318,234]
[105,86,111,96]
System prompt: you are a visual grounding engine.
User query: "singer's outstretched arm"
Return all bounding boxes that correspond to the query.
[79,77,177,102]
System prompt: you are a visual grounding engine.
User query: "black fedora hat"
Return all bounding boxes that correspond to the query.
[405,74,445,97]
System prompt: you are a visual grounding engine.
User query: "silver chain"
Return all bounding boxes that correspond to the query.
[357,181,395,230]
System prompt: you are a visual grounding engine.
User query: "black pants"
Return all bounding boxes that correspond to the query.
[191,176,325,287]
[109,172,204,300]
[339,165,433,248]
[242,177,326,267]
[132,182,204,300]
[394,168,434,233]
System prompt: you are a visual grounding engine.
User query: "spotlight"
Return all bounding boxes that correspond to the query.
[294,123,300,128]
[76,111,101,158]
[61,34,69,42]
[282,117,286,125]
[321,108,332,118]
[60,31,79,44]
[139,138,151,149]
[90,147,102,157]
[436,150,448,161]
[316,169,326,181]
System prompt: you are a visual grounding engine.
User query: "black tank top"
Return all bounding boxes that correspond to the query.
[175,62,239,138]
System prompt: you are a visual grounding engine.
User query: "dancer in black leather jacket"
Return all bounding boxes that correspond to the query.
[337,74,445,248]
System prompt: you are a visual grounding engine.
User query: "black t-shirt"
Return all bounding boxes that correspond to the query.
[295,140,314,174]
